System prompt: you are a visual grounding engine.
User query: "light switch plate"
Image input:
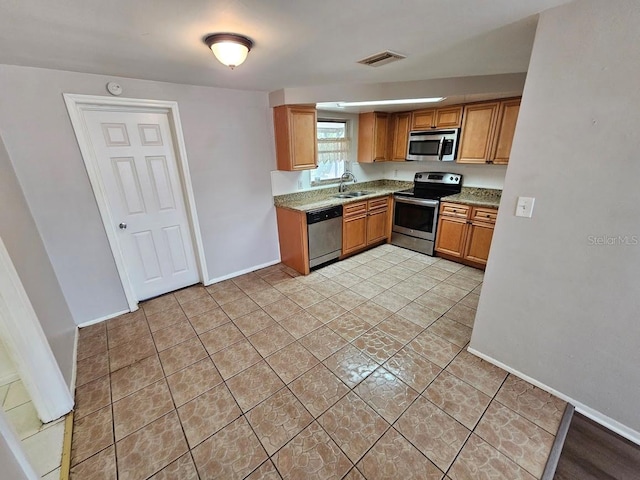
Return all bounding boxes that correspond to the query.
[516,197,535,217]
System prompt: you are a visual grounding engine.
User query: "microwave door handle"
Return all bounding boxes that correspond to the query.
[438,138,445,160]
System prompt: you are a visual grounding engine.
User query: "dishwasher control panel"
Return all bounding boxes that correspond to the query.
[306,205,343,224]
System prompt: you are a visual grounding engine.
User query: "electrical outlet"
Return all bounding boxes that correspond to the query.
[297,180,303,190]
[394,169,398,178]
[516,197,535,218]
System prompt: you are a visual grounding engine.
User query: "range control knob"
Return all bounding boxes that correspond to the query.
[416,174,422,179]
[450,176,454,180]
[455,176,459,181]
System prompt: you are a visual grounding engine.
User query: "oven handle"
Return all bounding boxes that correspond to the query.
[394,196,440,207]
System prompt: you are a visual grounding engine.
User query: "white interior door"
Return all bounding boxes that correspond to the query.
[84,110,199,300]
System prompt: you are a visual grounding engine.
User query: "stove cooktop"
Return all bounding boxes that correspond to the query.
[394,172,463,200]
[394,188,455,200]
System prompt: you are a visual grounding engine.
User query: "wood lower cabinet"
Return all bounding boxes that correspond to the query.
[342,196,391,256]
[274,105,318,171]
[342,203,368,255]
[464,221,495,264]
[276,196,392,275]
[436,216,468,257]
[435,202,498,268]
[366,199,390,244]
[275,206,310,275]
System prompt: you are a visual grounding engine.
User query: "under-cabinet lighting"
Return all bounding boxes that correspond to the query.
[336,97,445,107]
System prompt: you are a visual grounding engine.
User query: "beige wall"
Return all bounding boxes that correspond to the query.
[0,65,280,324]
[471,0,640,438]
[0,135,75,385]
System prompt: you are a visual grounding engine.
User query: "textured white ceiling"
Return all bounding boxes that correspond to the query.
[0,0,571,91]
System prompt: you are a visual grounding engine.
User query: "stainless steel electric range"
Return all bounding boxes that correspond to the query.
[391,172,463,255]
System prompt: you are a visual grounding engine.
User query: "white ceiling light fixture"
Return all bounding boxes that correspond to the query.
[204,33,254,69]
[336,97,445,107]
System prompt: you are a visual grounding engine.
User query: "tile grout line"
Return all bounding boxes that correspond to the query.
[441,363,511,478]
[74,247,495,479]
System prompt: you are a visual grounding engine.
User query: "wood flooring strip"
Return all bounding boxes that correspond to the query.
[542,403,574,480]
[553,412,640,480]
[60,411,74,480]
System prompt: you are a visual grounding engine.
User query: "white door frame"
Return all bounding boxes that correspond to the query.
[0,237,74,423]
[63,94,209,311]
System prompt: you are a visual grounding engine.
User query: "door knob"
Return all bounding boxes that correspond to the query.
[119,223,127,229]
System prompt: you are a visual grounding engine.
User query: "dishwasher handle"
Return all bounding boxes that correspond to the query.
[306,205,343,225]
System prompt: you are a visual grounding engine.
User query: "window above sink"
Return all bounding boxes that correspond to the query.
[311,118,350,186]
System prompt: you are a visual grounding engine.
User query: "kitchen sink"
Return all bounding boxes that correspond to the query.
[332,190,373,199]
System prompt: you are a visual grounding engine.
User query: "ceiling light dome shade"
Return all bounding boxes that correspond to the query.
[204,33,253,69]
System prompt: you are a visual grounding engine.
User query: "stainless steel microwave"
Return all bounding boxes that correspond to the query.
[406,128,460,162]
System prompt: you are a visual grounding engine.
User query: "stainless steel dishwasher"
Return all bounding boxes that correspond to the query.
[307,205,343,269]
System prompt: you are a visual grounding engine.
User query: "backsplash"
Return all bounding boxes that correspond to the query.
[273,179,412,207]
[272,161,507,196]
[383,162,507,189]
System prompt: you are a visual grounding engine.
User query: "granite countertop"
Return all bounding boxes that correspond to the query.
[274,180,413,212]
[441,187,502,209]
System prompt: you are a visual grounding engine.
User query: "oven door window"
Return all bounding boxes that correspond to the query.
[394,201,436,236]
[408,139,441,157]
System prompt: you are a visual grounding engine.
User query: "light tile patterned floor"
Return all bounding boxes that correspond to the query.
[1,379,65,478]
[72,244,567,480]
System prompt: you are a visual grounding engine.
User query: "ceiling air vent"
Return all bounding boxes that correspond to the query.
[357,50,406,67]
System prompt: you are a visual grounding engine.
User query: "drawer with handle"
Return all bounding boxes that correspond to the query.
[343,201,367,218]
[440,202,470,218]
[471,207,498,224]
[367,197,389,212]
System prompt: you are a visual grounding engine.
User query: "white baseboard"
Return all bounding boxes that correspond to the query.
[205,259,282,286]
[467,347,640,446]
[77,309,131,329]
[70,328,79,396]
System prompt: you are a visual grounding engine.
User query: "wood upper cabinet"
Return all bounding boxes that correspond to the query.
[434,106,464,128]
[491,98,521,164]
[411,109,435,130]
[274,105,318,171]
[411,106,463,130]
[457,102,500,164]
[457,98,521,165]
[389,112,411,161]
[435,202,498,268]
[358,112,389,163]
[342,196,391,256]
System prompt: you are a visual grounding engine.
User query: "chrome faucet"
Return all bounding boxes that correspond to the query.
[338,171,357,192]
